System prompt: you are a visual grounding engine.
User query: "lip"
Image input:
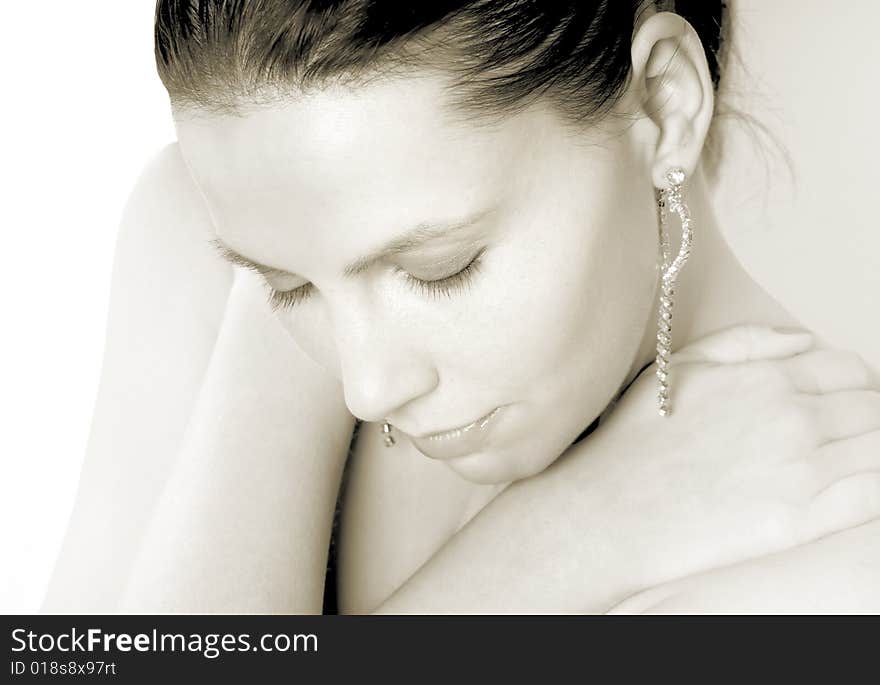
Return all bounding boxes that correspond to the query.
[408,406,504,460]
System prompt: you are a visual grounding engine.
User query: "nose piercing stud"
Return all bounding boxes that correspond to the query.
[382,420,396,447]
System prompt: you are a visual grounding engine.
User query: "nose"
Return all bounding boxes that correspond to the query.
[331,299,439,423]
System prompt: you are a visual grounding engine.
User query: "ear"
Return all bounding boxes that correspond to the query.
[628,11,715,188]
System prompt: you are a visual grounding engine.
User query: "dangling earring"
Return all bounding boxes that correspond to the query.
[382,419,396,447]
[655,166,693,417]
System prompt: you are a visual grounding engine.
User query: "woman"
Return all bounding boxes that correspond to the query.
[43,0,880,614]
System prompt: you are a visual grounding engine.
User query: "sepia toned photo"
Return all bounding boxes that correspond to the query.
[5,1,879,617]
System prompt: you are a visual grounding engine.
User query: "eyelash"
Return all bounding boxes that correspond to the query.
[264,282,313,311]
[263,249,486,312]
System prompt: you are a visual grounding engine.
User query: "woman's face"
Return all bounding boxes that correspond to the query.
[176,73,660,485]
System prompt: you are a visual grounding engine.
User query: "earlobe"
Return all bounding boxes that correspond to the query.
[630,11,715,188]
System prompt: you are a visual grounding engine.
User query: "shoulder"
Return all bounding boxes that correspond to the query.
[130,141,199,203]
[113,142,232,331]
[118,142,216,256]
[607,335,880,614]
[609,518,880,613]
[41,144,231,611]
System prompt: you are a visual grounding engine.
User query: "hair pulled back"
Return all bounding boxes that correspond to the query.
[155,0,728,125]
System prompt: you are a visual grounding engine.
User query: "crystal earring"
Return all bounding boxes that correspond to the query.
[655,167,693,417]
[382,419,396,447]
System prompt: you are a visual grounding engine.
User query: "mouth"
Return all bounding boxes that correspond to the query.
[407,406,504,460]
[420,406,502,440]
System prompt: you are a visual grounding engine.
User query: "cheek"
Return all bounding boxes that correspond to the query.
[458,204,656,406]
[270,206,657,405]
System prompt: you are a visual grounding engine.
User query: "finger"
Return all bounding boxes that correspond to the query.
[670,324,814,366]
[780,348,873,394]
[806,389,880,444]
[804,472,880,542]
[813,429,880,483]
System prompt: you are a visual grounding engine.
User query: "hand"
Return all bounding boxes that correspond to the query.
[546,324,880,600]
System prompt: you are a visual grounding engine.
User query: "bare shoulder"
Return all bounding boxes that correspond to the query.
[609,519,880,613]
[131,141,204,211]
[42,142,233,612]
[117,141,231,302]
[124,142,205,228]
[604,338,880,614]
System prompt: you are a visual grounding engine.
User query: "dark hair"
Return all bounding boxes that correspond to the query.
[155,0,727,126]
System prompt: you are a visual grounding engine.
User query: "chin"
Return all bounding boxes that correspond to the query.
[443,448,552,486]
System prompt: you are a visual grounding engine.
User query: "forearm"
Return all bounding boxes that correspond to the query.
[118,272,354,613]
[609,519,880,614]
[372,461,631,614]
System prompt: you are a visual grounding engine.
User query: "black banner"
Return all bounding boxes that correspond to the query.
[2,615,876,681]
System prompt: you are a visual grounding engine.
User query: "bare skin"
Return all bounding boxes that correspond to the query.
[42,11,880,614]
[41,139,880,614]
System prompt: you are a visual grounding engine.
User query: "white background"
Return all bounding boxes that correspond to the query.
[2,3,175,612]
[1,2,877,612]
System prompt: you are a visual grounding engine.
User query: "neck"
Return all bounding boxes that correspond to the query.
[622,163,803,390]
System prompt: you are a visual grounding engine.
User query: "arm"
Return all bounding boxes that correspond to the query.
[42,143,234,612]
[607,518,880,614]
[372,467,632,614]
[43,144,354,613]
[373,329,880,614]
[118,268,354,613]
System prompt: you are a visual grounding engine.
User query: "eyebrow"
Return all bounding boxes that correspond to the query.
[209,208,494,279]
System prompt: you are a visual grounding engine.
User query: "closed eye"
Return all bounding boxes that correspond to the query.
[263,281,314,311]
[393,248,485,300]
[263,248,486,312]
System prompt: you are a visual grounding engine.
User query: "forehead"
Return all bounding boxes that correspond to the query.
[174,74,550,264]
[175,74,524,204]
[172,73,615,275]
